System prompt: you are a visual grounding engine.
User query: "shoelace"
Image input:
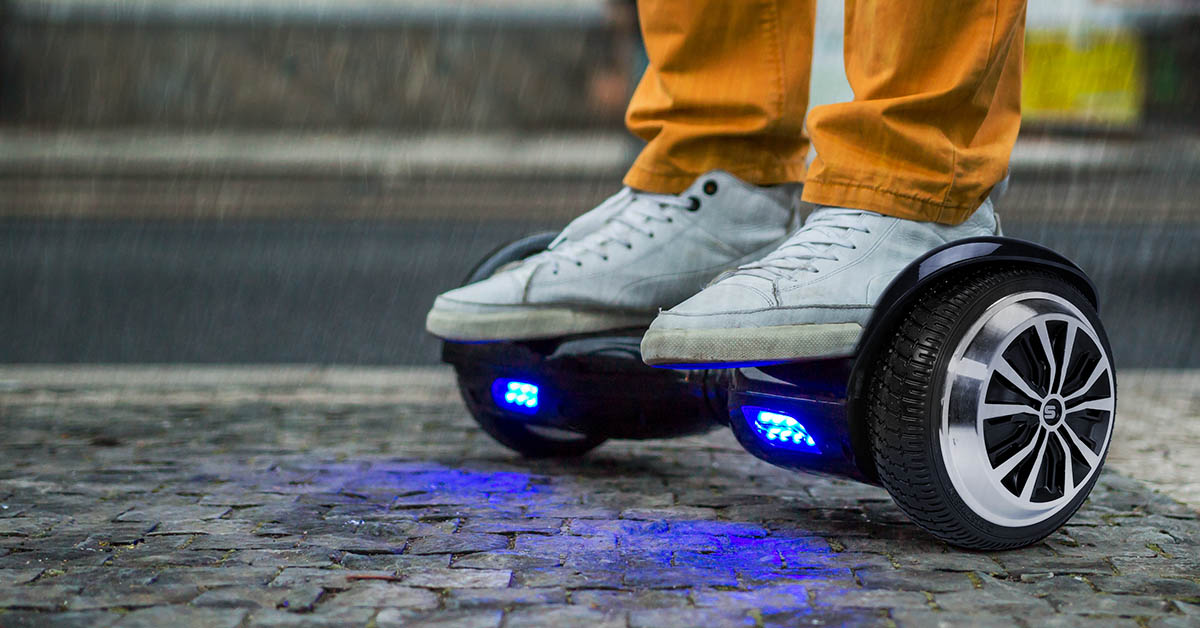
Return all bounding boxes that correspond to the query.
[734,208,873,280]
[540,190,695,273]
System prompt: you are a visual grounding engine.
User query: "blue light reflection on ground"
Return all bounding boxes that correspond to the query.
[265,460,846,618]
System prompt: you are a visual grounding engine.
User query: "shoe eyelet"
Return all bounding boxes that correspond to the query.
[666,217,674,223]
[703,180,718,195]
[648,233,655,238]
[576,261,583,267]
[687,196,701,211]
[602,256,609,261]
[626,244,633,249]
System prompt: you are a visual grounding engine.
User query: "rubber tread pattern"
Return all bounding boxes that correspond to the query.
[866,266,1102,550]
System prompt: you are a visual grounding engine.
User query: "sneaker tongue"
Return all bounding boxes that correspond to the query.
[735,208,872,279]
[544,193,663,267]
[806,206,877,225]
[577,192,668,243]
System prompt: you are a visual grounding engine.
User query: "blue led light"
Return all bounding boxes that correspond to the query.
[748,408,819,452]
[492,379,539,414]
[504,381,538,408]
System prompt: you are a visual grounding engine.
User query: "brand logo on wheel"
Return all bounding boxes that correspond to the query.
[1042,399,1063,425]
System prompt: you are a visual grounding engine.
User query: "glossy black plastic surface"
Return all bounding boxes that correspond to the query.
[444,334,726,440]
[860,237,1096,353]
[726,359,873,483]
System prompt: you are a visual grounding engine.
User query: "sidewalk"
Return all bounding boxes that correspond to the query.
[0,366,1196,626]
[3,365,1196,512]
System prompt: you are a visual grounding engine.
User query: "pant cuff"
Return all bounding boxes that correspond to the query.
[623,161,809,195]
[801,178,976,224]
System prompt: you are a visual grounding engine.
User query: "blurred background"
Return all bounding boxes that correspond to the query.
[0,0,1196,368]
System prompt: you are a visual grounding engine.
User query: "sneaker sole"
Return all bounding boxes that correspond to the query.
[426,306,656,342]
[640,323,864,367]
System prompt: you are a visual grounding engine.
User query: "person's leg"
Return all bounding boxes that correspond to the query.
[802,0,1025,223]
[641,1,1026,365]
[426,1,818,342]
[623,0,816,194]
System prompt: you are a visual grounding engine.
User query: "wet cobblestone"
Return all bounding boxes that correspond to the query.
[0,370,1197,627]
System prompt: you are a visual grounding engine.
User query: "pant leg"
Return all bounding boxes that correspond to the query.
[623,0,816,194]
[802,0,1026,224]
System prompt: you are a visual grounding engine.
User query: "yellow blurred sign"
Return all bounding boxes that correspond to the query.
[1023,29,1144,126]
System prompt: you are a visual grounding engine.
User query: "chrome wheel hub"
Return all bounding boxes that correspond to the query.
[941,291,1115,528]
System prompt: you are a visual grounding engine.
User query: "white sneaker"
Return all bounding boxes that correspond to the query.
[425,171,801,341]
[641,199,1001,365]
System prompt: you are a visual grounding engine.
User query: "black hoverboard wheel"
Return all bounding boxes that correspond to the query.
[864,265,1115,549]
[724,238,1116,550]
[441,233,725,458]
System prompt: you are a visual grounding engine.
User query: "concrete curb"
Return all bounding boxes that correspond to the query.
[11,0,609,25]
[4,131,1197,179]
[0,132,634,178]
[2,131,1198,223]
[0,364,454,391]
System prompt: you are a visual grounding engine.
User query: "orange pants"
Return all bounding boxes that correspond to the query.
[624,0,1026,224]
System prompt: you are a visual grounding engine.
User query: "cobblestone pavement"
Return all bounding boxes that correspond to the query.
[1106,371,1200,509]
[0,368,1197,627]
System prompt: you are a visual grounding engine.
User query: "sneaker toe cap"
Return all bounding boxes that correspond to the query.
[652,279,877,332]
[432,270,530,313]
[651,282,776,330]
